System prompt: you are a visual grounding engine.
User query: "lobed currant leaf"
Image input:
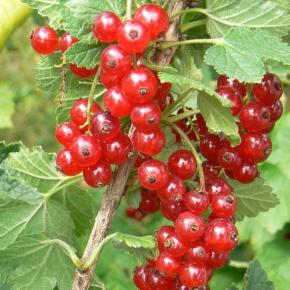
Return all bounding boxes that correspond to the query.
[0,142,20,164]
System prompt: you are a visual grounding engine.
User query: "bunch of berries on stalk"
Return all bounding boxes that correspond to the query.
[30,2,284,289]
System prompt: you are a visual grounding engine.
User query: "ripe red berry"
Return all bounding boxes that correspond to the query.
[102,133,132,165]
[69,135,102,167]
[175,211,205,243]
[268,100,283,122]
[156,252,181,277]
[160,200,186,221]
[134,4,169,39]
[217,146,241,170]
[132,127,165,156]
[134,153,152,168]
[211,193,237,218]
[179,263,207,288]
[168,150,197,180]
[100,73,121,89]
[103,86,132,118]
[204,218,238,253]
[205,176,232,201]
[216,87,243,116]
[239,102,272,133]
[131,102,161,132]
[233,163,258,183]
[31,26,58,55]
[163,232,188,257]
[83,162,112,188]
[133,265,151,290]
[156,93,173,111]
[100,45,132,78]
[239,133,272,163]
[138,160,169,190]
[55,122,80,147]
[56,149,82,176]
[117,20,151,53]
[147,270,173,290]
[122,67,158,104]
[70,99,101,127]
[183,190,209,215]
[200,134,225,163]
[156,225,175,252]
[217,75,247,98]
[92,12,121,43]
[252,73,283,105]
[126,207,146,220]
[202,161,221,177]
[139,190,160,213]
[186,242,210,265]
[206,251,230,269]
[70,64,97,78]
[157,175,186,203]
[90,110,121,141]
[59,32,78,53]
[194,113,208,136]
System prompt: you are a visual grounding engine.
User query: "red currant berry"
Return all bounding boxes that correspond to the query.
[100,45,132,78]
[252,73,283,105]
[56,149,82,176]
[175,211,205,243]
[239,102,272,133]
[126,207,146,220]
[59,32,78,53]
[186,242,210,265]
[194,113,208,136]
[69,135,102,167]
[122,67,158,104]
[138,160,169,190]
[133,265,151,290]
[70,64,97,78]
[157,175,186,203]
[239,133,272,163]
[100,73,121,89]
[179,263,207,288]
[183,190,209,215]
[70,99,101,128]
[217,75,247,98]
[156,252,181,277]
[202,161,221,177]
[139,190,160,213]
[83,161,112,188]
[170,278,191,290]
[134,153,152,168]
[102,133,132,165]
[132,127,165,156]
[168,150,197,180]
[160,200,186,221]
[216,87,243,116]
[205,176,232,202]
[147,270,173,290]
[134,4,169,39]
[90,110,121,141]
[232,163,258,183]
[200,134,225,163]
[211,193,237,218]
[55,122,80,147]
[31,26,58,55]
[92,12,121,43]
[204,218,238,253]
[156,93,173,111]
[206,251,230,269]
[117,20,151,53]
[268,100,283,122]
[163,232,188,257]
[217,146,241,170]
[156,225,175,252]
[103,86,132,118]
[131,102,161,132]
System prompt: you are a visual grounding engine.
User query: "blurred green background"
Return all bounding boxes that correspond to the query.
[1,1,290,290]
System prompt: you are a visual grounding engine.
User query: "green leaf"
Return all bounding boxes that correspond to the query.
[243,260,275,290]
[205,27,290,83]
[227,286,240,290]
[197,93,240,143]
[205,0,290,38]
[0,235,75,290]
[0,84,15,129]
[0,142,20,164]
[126,189,141,209]
[64,41,104,69]
[257,239,290,290]
[228,178,279,221]
[21,0,63,29]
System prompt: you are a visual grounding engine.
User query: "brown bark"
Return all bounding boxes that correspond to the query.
[71,1,189,289]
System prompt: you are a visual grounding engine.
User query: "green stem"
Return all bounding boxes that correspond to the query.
[157,38,220,49]
[229,260,249,269]
[126,0,133,19]
[162,0,171,9]
[165,109,200,123]
[181,19,207,33]
[171,7,207,19]
[164,121,205,192]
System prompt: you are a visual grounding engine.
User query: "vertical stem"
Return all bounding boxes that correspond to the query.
[126,0,133,19]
